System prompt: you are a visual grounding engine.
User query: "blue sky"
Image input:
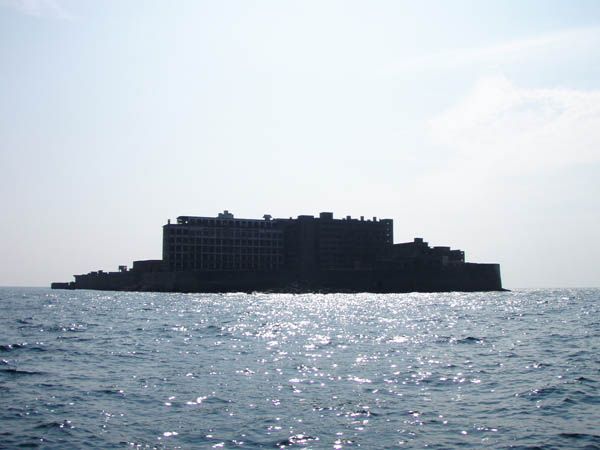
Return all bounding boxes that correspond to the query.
[1,0,599,287]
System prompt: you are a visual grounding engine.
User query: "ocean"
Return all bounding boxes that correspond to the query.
[0,288,598,449]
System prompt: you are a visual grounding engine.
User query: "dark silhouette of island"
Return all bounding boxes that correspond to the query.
[51,211,503,293]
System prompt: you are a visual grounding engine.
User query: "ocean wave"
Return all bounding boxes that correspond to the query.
[0,287,597,449]
[0,367,45,376]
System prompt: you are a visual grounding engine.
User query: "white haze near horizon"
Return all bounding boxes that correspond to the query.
[1,0,599,288]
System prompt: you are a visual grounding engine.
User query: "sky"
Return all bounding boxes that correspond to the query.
[1,0,599,288]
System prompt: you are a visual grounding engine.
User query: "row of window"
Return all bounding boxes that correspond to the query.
[167,248,282,259]
[170,262,281,271]
[170,254,282,261]
[172,220,278,228]
[167,238,282,246]
[169,254,282,271]
[166,228,282,238]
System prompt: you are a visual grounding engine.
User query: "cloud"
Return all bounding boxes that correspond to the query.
[0,0,74,20]
[401,74,600,237]
[420,76,600,287]
[429,75,600,176]
[398,27,600,72]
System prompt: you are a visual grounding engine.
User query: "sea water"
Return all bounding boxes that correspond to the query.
[0,288,598,449]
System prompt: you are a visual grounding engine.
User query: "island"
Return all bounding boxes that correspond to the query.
[51,210,503,293]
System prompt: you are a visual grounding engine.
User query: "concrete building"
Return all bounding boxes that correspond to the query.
[162,210,394,272]
[163,211,284,272]
[277,212,393,272]
[387,237,465,267]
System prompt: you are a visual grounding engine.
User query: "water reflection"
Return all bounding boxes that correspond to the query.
[0,289,598,448]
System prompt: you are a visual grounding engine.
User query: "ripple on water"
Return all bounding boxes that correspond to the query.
[0,288,598,448]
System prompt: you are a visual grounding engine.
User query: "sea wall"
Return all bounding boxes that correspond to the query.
[57,263,502,293]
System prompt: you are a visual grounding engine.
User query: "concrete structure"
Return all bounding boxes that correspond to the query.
[162,211,393,273]
[52,210,504,293]
[163,211,283,272]
[383,238,466,268]
[278,212,393,272]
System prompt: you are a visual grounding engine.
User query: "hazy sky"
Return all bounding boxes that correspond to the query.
[1,0,599,288]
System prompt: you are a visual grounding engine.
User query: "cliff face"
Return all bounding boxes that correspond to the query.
[55,263,502,293]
